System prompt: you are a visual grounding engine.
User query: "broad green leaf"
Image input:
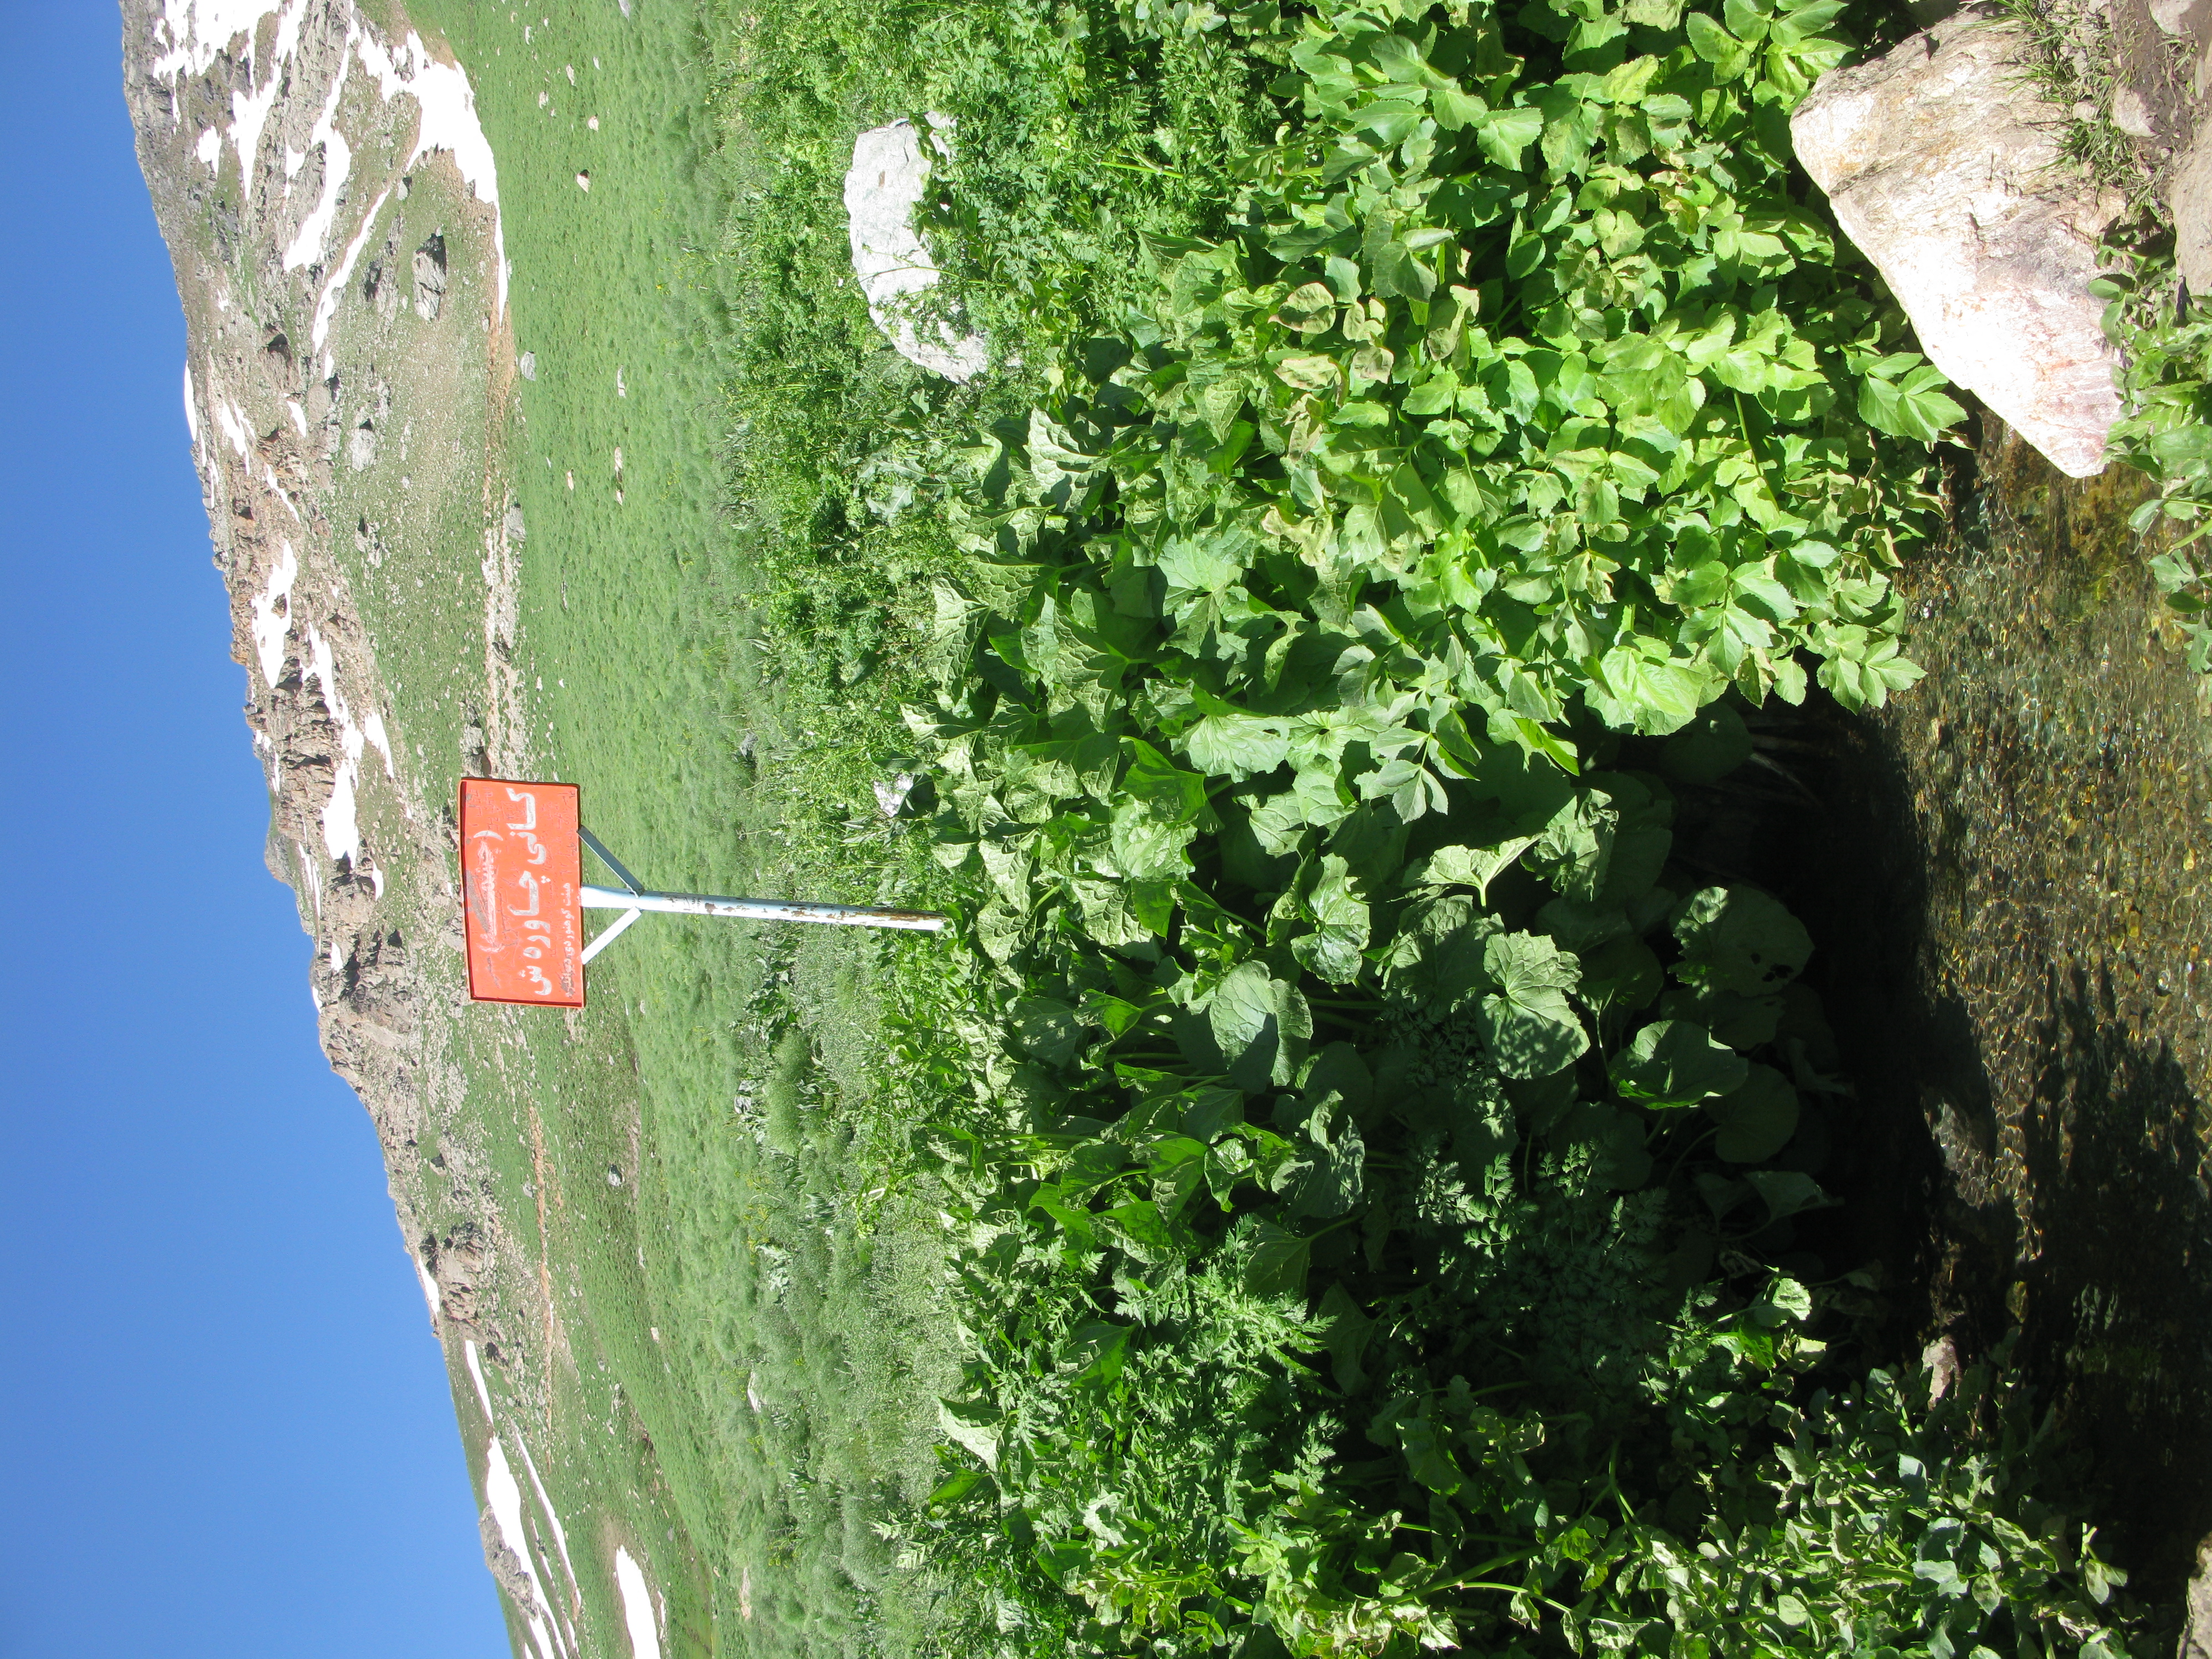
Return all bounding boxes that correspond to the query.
[1316,1284,1376,1392]
[1071,875,1150,946]
[1381,893,1499,1011]
[1857,358,1966,442]
[1656,702,1752,784]
[1010,997,1085,1068]
[1685,12,1755,77]
[1705,1063,1801,1162]
[1026,408,1097,496]
[1065,1320,1135,1385]
[1308,1039,1374,1107]
[1286,1114,1364,1218]
[1180,1086,1246,1142]
[1208,961,1313,1090]
[1660,983,1784,1048]
[1744,1167,1834,1222]
[1370,237,1438,301]
[1329,801,1411,887]
[1477,103,1544,169]
[1474,931,1590,1078]
[1432,80,1488,132]
[928,1467,990,1507]
[1291,854,1371,984]
[1672,885,1813,993]
[1409,837,1538,901]
[1275,281,1338,335]
[939,1398,1001,1469]
[1609,1019,1749,1108]
[1122,738,1208,823]
[1578,935,1663,1014]
[1107,796,1197,880]
[1760,1275,1814,1322]
[1275,352,1341,392]
[1185,706,1292,779]
[1355,100,1425,146]
[1397,1411,1465,1495]
[1157,532,1247,598]
[1101,1198,1177,1262]
[1244,1218,1313,1299]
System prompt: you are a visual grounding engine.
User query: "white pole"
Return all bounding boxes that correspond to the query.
[580,884,947,932]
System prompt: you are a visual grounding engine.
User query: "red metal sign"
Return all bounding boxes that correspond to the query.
[460,778,585,1006]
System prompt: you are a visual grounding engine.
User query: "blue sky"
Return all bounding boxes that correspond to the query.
[0,6,504,1653]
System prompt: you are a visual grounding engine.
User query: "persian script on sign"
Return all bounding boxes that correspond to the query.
[460,778,584,1006]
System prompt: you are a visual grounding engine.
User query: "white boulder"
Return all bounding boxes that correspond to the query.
[1791,7,2124,477]
[843,118,989,383]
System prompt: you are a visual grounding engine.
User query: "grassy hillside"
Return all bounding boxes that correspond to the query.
[390,0,2161,1654]
[377,3,1297,1651]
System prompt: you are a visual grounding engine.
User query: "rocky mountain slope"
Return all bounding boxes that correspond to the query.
[123,4,635,1654]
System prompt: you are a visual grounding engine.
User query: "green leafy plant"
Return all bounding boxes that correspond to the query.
[863,0,2143,1650]
[2095,259,2212,668]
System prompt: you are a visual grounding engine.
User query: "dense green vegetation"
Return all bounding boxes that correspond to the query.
[666,0,2149,1650]
[2097,256,2212,669]
[841,0,2133,1650]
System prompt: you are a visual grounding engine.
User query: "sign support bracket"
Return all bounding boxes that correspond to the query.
[577,826,645,966]
[576,826,946,965]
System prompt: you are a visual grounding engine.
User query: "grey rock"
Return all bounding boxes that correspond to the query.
[1792,6,2124,477]
[412,233,447,321]
[517,350,535,380]
[2183,1537,2212,1659]
[2112,81,2157,137]
[2151,0,2211,38]
[873,773,916,817]
[2172,135,2212,293]
[844,118,988,382]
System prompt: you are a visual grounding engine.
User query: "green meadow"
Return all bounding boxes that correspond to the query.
[380,0,2192,1652]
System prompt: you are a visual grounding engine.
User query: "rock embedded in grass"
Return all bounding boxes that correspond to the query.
[842,117,987,383]
[411,233,446,321]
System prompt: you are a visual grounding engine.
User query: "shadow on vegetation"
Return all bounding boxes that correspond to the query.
[1670,417,2212,1620]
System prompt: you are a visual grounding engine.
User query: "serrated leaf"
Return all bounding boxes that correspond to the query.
[1477,103,1544,169]
[1291,854,1371,984]
[1474,931,1590,1078]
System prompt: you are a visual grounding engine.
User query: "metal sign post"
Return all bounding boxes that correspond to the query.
[461,779,945,1009]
